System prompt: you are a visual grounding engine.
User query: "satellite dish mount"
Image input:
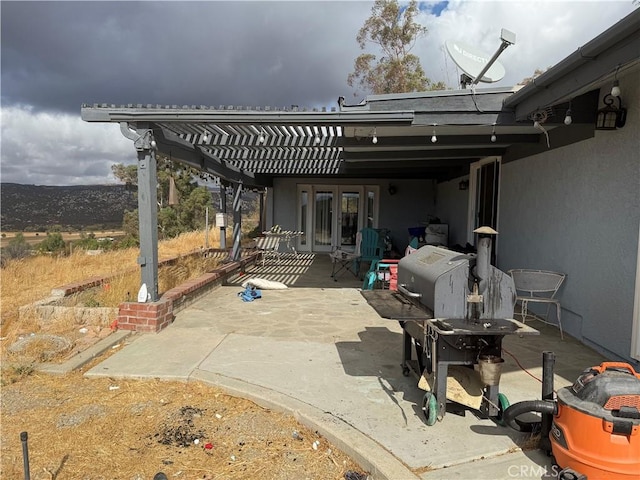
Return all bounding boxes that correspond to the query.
[446,28,516,89]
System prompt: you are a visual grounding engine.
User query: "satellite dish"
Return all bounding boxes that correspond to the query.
[445,40,506,84]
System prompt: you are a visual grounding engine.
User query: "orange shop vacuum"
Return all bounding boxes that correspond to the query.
[503,352,640,480]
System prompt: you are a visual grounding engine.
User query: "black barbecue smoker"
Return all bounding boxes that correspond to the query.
[363,227,538,425]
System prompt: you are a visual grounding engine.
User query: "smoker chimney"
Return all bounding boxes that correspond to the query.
[474,226,498,295]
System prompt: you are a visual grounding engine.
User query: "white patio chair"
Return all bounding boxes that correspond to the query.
[255,235,281,267]
[508,269,566,339]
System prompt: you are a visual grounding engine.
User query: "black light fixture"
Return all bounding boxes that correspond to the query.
[595,93,627,130]
[458,180,469,191]
[388,184,397,195]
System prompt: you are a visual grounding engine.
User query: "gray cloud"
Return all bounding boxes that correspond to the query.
[1,1,370,113]
[1,1,636,186]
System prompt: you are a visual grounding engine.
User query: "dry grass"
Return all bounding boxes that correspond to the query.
[1,229,224,330]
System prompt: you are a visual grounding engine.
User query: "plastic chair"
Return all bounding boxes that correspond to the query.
[362,241,418,290]
[368,259,400,290]
[329,231,362,281]
[355,228,383,277]
[508,269,566,339]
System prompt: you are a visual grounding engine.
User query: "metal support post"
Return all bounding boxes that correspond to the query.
[119,122,159,302]
[231,182,243,261]
[219,184,227,251]
[205,207,209,249]
[259,189,265,233]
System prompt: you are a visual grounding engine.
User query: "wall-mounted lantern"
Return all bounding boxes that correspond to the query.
[595,93,627,130]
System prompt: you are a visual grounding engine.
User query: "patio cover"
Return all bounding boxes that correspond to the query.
[81,85,591,188]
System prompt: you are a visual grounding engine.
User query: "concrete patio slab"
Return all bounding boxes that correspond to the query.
[85,329,227,380]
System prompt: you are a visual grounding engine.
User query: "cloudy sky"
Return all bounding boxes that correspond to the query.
[1,0,637,186]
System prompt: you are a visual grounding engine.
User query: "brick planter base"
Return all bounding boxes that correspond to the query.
[115,299,174,333]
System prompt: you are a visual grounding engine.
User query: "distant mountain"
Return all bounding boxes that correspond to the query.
[1,183,138,231]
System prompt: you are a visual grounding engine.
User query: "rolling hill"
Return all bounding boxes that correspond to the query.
[1,183,138,231]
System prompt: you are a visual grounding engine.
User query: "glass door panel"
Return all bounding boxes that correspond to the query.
[366,189,376,228]
[313,190,334,252]
[297,188,309,251]
[340,190,360,249]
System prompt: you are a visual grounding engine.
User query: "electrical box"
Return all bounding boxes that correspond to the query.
[215,213,227,228]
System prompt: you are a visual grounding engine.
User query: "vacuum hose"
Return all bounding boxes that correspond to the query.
[503,400,557,432]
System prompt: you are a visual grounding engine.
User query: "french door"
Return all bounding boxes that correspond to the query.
[297,185,378,253]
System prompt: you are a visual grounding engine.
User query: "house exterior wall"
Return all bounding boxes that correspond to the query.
[377,179,437,253]
[435,176,470,248]
[498,75,640,364]
[270,177,437,253]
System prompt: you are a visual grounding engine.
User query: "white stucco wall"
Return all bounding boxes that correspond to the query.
[498,75,640,363]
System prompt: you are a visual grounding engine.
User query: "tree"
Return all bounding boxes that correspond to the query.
[347,0,445,95]
[37,232,66,254]
[111,154,213,239]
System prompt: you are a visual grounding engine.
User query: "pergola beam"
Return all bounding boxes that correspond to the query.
[153,127,270,188]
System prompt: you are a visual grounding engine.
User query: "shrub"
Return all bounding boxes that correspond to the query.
[73,232,101,251]
[2,233,31,261]
[37,232,66,254]
[115,235,139,249]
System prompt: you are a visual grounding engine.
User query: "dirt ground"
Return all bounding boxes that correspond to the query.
[0,351,368,480]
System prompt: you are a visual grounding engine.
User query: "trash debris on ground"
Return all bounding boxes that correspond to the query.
[344,471,369,480]
[237,285,262,302]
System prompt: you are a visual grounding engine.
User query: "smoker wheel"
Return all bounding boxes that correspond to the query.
[495,393,510,426]
[421,392,438,426]
[402,365,410,377]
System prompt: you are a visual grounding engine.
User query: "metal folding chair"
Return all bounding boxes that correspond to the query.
[256,235,281,267]
[329,231,362,281]
[508,269,566,339]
